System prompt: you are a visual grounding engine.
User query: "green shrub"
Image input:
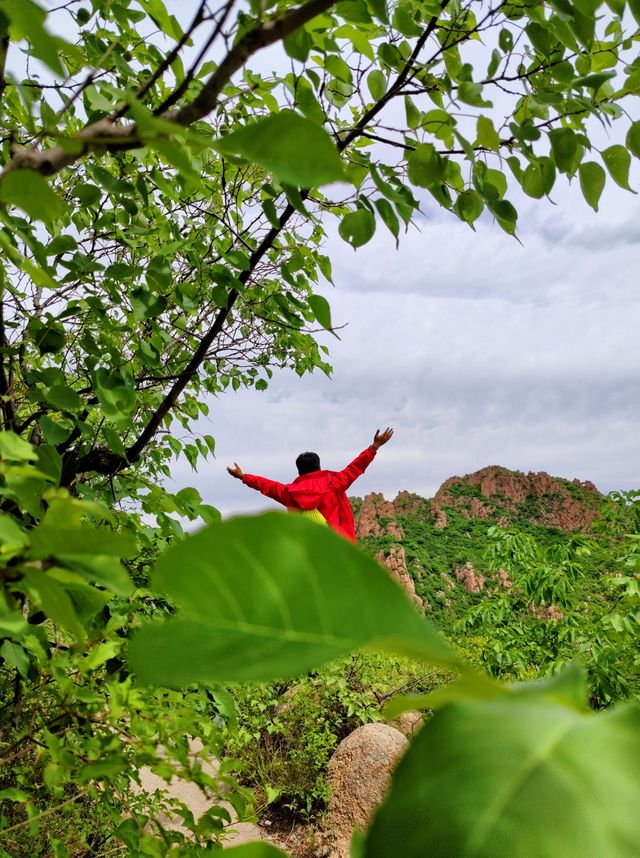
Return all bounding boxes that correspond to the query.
[223,653,453,817]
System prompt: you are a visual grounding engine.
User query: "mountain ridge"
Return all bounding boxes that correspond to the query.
[351,465,605,623]
[353,464,602,538]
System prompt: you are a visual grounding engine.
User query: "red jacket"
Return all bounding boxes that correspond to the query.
[241,446,376,542]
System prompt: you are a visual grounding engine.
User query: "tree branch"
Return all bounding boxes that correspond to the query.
[0,0,336,181]
[0,32,9,102]
[338,0,450,151]
[110,0,210,122]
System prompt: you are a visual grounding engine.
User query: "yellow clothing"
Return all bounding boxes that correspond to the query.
[300,508,328,526]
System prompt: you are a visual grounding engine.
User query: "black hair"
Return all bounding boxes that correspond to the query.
[296,451,320,475]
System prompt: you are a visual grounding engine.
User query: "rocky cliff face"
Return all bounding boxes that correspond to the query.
[355,492,404,540]
[433,465,601,531]
[352,466,603,615]
[354,465,601,540]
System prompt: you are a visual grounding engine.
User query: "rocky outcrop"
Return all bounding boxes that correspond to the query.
[432,505,448,529]
[377,544,423,609]
[434,465,601,532]
[497,568,512,589]
[394,491,430,518]
[355,493,403,540]
[454,562,485,594]
[325,724,408,858]
[529,602,564,621]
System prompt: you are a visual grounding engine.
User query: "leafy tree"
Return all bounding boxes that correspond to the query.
[0,0,639,854]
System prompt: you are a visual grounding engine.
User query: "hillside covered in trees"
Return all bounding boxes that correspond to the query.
[354,467,638,704]
[354,464,602,617]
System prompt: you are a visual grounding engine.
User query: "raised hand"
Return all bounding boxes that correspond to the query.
[372,427,394,450]
[226,462,244,479]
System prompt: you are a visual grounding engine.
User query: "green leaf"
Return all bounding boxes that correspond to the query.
[213,111,346,187]
[128,513,461,686]
[549,128,579,174]
[335,24,375,60]
[499,28,513,52]
[71,183,102,205]
[476,116,500,151]
[453,190,484,225]
[0,513,28,553]
[39,415,72,445]
[579,161,606,211]
[326,54,353,85]
[374,198,400,242]
[489,199,518,235]
[2,0,66,76]
[307,294,333,331]
[29,526,137,560]
[0,171,68,223]
[522,161,546,199]
[36,445,62,485]
[573,70,616,91]
[0,640,30,677]
[94,370,136,423]
[404,96,421,129]
[367,70,387,101]
[0,788,29,803]
[294,78,325,126]
[338,209,376,248]
[55,555,133,597]
[407,144,444,188]
[392,4,422,36]
[43,385,83,413]
[27,318,65,354]
[103,426,127,459]
[136,0,183,40]
[283,27,312,62]
[23,569,85,643]
[0,231,59,291]
[457,81,492,108]
[148,138,200,185]
[46,235,77,256]
[0,431,35,462]
[602,145,634,191]
[365,698,640,858]
[627,122,640,158]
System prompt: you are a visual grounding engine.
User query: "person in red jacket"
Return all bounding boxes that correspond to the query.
[226,428,394,542]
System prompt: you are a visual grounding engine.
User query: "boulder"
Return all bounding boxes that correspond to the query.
[325,723,408,858]
[388,710,423,737]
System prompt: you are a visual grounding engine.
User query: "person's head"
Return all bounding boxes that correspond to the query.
[296,451,320,475]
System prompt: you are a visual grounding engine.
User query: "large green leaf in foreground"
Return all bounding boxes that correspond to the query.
[365,695,640,858]
[128,512,460,685]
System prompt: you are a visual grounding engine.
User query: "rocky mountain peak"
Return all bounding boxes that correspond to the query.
[432,465,601,532]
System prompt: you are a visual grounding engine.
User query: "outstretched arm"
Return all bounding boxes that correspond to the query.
[227,463,293,507]
[331,427,394,493]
